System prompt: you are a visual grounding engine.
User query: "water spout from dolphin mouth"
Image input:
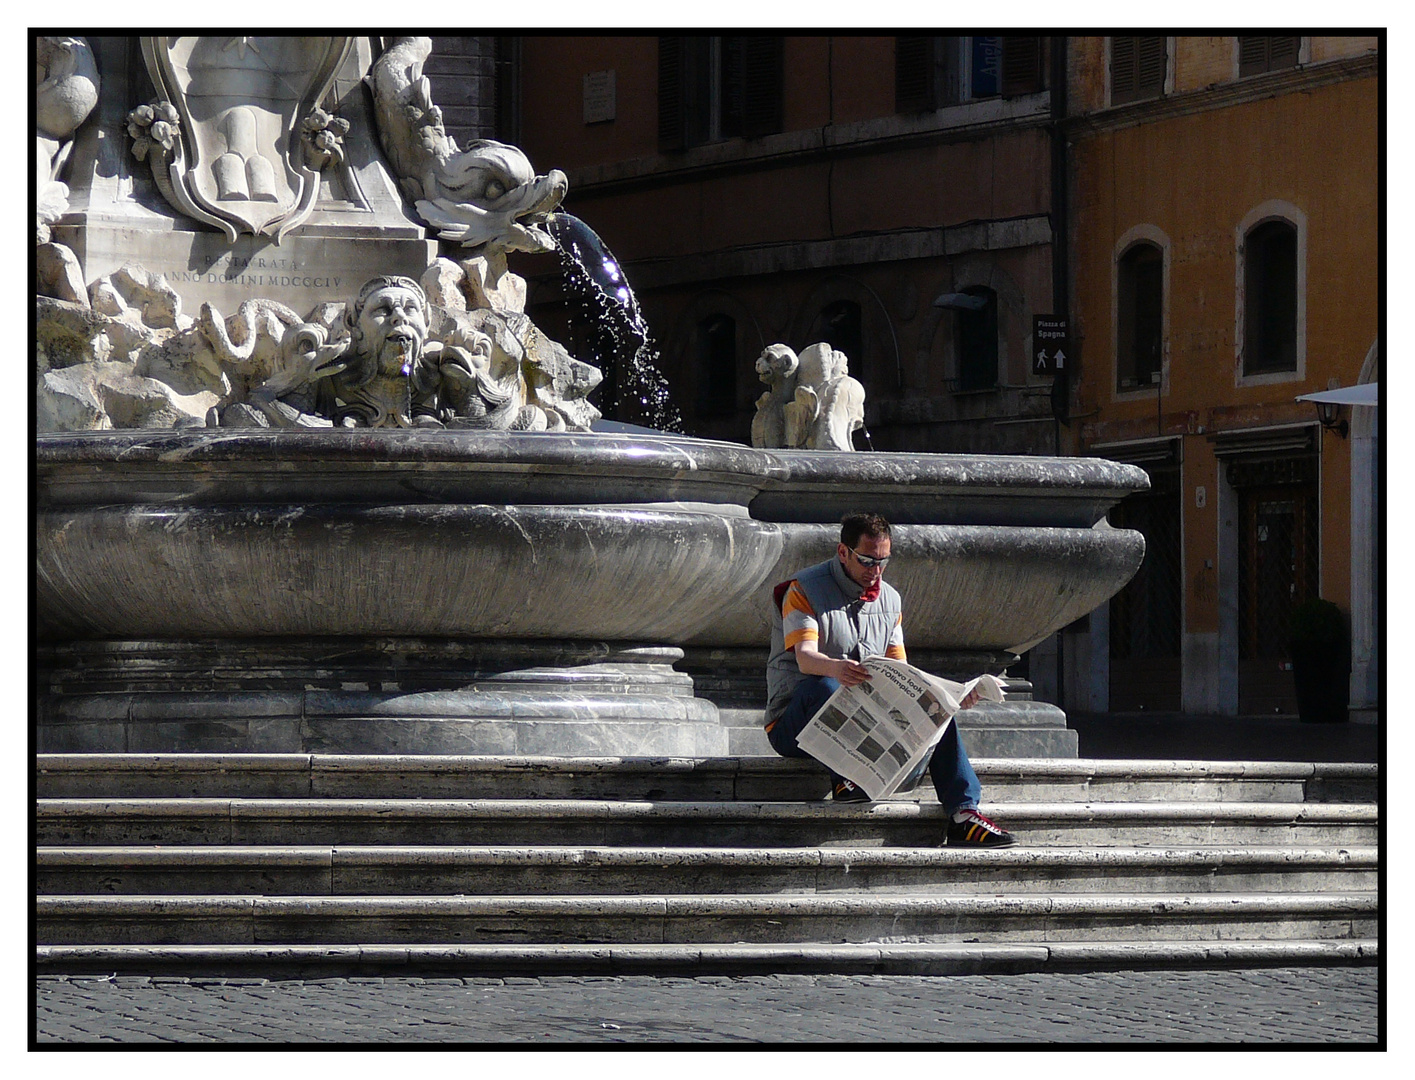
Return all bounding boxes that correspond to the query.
[546,212,684,434]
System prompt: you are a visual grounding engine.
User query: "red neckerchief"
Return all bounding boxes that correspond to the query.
[857,580,881,603]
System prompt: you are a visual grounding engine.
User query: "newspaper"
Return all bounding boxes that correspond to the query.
[795,658,1005,800]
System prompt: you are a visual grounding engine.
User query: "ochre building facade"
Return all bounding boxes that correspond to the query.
[1058,35,1378,721]
[470,34,1379,721]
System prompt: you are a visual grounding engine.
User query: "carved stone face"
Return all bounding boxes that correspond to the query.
[356,284,428,376]
[755,345,797,385]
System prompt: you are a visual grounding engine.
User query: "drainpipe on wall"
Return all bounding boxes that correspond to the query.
[1049,35,1071,711]
[1049,35,1070,454]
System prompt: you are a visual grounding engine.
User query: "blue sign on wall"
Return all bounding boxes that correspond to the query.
[972,36,1001,98]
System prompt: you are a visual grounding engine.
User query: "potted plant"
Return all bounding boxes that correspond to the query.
[1287,598,1351,724]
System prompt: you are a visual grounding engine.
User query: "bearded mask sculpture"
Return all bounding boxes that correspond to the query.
[324,275,434,427]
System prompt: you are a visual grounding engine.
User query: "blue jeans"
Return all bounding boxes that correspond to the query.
[767,674,981,813]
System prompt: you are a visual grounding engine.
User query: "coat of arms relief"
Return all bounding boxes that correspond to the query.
[133,36,352,242]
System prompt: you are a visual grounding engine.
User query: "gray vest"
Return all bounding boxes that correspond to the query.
[765,557,903,720]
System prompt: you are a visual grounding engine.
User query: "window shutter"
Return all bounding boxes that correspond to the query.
[1000,36,1044,96]
[1112,36,1165,105]
[1111,36,1136,100]
[658,37,685,150]
[1269,36,1299,68]
[896,36,933,111]
[721,37,746,137]
[1241,35,1299,77]
[739,36,783,137]
[1238,36,1269,77]
[1136,37,1166,95]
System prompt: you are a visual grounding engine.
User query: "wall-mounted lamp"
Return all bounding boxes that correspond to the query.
[1297,382,1377,441]
[1313,399,1348,438]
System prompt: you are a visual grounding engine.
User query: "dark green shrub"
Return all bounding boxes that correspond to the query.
[1287,598,1350,723]
[1286,598,1346,649]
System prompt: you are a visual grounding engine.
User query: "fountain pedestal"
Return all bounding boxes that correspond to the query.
[37,639,725,756]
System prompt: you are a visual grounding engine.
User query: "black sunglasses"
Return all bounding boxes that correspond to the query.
[848,548,890,568]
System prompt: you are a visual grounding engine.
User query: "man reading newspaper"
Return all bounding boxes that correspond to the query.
[765,512,1016,847]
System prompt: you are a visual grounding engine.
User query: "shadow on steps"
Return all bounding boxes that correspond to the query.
[1066,712,1380,763]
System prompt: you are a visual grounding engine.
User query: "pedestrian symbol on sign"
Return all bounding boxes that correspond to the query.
[1033,316,1070,377]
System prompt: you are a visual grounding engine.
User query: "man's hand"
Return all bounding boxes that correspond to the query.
[833,657,872,687]
[794,641,871,686]
[958,688,981,710]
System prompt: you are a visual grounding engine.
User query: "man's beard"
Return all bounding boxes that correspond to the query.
[377,333,422,376]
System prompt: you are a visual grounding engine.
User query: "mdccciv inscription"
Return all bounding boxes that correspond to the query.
[167,255,342,291]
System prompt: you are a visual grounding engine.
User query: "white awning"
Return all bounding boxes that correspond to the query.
[1296,383,1379,407]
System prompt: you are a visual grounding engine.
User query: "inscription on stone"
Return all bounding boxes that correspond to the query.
[164,253,344,292]
[583,70,616,124]
[68,229,436,317]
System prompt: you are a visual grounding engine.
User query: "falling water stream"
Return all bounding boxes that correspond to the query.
[546,213,685,433]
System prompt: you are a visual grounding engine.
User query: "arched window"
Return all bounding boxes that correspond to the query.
[816,300,864,384]
[1243,219,1299,376]
[1117,242,1164,390]
[694,313,737,418]
[956,286,998,391]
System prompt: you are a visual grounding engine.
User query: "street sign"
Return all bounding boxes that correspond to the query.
[1033,316,1070,377]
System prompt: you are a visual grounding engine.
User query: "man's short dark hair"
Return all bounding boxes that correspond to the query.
[841,512,891,548]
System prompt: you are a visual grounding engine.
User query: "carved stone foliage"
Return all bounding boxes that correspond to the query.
[368,37,567,254]
[751,343,866,452]
[37,270,602,434]
[131,37,353,242]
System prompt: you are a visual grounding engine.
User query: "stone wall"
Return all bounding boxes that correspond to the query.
[423,36,505,145]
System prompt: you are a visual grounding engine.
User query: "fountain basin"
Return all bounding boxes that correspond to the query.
[36,430,1148,755]
[750,449,1146,528]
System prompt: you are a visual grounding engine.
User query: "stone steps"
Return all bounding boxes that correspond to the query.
[36,798,1378,849]
[34,753,1380,976]
[37,892,1376,947]
[713,706,1079,758]
[36,844,1378,896]
[36,754,1377,803]
[34,939,1376,978]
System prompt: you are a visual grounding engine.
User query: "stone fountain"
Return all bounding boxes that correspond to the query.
[35,35,1148,758]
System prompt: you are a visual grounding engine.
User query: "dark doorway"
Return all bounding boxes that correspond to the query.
[813,300,865,385]
[1233,458,1320,714]
[956,287,999,391]
[694,314,737,419]
[1108,466,1183,711]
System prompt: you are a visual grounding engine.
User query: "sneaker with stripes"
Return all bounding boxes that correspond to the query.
[832,778,872,803]
[945,807,1017,847]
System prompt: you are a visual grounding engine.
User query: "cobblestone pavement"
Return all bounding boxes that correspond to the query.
[34,967,1380,1044]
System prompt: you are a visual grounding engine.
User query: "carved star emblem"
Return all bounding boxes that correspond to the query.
[224,37,260,59]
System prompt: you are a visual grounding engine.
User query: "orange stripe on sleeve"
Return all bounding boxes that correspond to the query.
[784,627,819,650]
[781,583,815,619]
[781,581,818,653]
